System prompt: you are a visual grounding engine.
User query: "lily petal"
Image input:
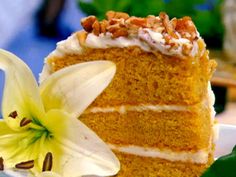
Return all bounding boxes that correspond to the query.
[0,119,14,136]
[42,109,120,177]
[4,170,29,177]
[40,61,116,118]
[0,50,45,130]
[29,171,62,177]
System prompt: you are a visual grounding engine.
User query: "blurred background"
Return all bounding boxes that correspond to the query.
[0,0,236,122]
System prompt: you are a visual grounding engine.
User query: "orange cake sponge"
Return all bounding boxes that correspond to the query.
[40,11,218,177]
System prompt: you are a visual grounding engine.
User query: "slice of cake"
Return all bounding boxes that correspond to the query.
[40,11,218,177]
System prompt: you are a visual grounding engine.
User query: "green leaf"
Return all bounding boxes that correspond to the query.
[130,0,165,17]
[115,0,132,12]
[201,145,236,177]
[165,0,204,18]
[78,0,132,19]
[193,11,213,37]
[78,0,98,16]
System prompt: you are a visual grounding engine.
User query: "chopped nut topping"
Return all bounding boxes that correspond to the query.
[20,118,32,127]
[42,152,53,172]
[80,11,199,56]
[15,160,34,169]
[8,111,18,119]
[81,11,198,42]
[0,157,4,171]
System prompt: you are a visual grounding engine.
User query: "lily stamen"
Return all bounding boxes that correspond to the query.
[29,123,46,131]
[15,160,34,169]
[20,118,32,127]
[42,152,53,172]
[0,157,4,171]
[8,111,17,119]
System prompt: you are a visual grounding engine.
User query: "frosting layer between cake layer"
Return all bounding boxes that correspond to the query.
[109,144,209,164]
[85,104,188,114]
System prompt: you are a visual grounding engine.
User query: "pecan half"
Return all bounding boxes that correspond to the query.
[81,16,97,32]
[127,17,147,28]
[92,20,101,36]
[106,11,129,20]
[160,12,178,38]
[112,28,129,38]
[175,16,197,40]
[100,20,109,33]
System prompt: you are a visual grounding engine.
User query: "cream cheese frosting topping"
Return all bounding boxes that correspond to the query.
[49,34,83,58]
[138,28,199,57]
[84,29,200,58]
[46,29,200,61]
[85,32,151,51]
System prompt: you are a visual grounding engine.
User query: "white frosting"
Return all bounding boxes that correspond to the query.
[208,83,216,122]
[57,34,82,54]
[109,144,209,164]
[146,30,165,43]
[84,29,199,58]
[207,82,219,144]
[48,33,83,59]
[39,34,83,83]
[139,29,199,57]
[85,104,188,114]
[85,32,151,51]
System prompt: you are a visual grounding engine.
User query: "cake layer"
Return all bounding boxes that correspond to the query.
[46,45,216,106]
[80,105,211,151]
[113,151,213,177]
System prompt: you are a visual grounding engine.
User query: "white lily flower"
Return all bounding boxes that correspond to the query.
[0,49,120,177]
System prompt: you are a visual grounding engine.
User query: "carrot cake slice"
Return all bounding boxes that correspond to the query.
[40,11,218,177]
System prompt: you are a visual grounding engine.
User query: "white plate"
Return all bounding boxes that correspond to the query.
[1,124,236,177]
[215,124,236,158]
